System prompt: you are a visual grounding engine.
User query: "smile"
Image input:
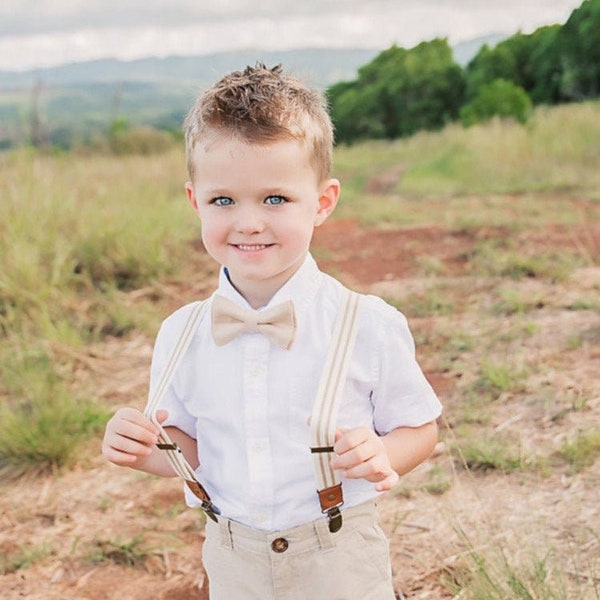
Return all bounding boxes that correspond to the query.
[234,244,272,251]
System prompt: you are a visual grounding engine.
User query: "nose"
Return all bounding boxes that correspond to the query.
[234,204,265,234]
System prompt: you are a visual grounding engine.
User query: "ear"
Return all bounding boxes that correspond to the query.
[315,178,340,227]
[185,181,199,213]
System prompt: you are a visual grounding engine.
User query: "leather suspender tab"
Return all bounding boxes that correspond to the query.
[318,483,344,533]
[185,480,221,522]
[318,483,343,510]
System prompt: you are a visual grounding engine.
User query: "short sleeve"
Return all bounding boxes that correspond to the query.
[364,297,442,434]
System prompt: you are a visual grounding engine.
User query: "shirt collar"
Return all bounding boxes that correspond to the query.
[214,253,322,316]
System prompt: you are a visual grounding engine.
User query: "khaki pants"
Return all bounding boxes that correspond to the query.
[202,501,396,600]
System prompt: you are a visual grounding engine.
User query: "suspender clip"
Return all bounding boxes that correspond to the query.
[325,506,343,533]
[317,483,344,533]
[186,480,221,523]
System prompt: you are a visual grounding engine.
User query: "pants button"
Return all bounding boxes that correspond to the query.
[271,537,289,553]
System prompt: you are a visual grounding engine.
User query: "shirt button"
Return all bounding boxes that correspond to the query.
[252,440,267,453]
[271,538,289,553]
[254,513,267,525]
[250,364,263,377]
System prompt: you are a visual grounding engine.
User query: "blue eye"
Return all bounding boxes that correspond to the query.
[265,195,287,205]
[212,197,234,206]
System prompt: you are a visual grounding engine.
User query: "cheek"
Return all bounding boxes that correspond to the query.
[199,218,226,248]
[281,220,316,249]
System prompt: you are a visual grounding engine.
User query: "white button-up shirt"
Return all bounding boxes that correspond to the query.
[148,254,442,531]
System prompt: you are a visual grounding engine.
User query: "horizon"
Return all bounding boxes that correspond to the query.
[0,0,583,72]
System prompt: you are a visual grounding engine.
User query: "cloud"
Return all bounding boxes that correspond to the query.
[1,0,583,71]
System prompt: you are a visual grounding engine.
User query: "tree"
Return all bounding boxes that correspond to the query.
[555,0,600,100]
[328,81,386,143]
[460,79,532,126]
[465,43,517,100]
[527,26,562,104]
[328,39,465,143]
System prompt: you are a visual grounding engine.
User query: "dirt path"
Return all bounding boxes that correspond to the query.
[1,215,599,599]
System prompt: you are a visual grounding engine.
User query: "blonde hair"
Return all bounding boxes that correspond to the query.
[183,64,334,182]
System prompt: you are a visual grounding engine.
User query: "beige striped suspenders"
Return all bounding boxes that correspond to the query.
[310,289,361,532]
[145,289,361,531]
[144,300,221,523]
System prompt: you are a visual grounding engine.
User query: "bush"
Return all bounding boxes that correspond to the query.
[460,79,533,126]
[108,119,175,155]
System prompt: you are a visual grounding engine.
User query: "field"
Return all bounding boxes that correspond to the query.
[0,102,599,599]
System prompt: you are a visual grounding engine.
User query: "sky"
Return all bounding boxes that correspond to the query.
[0,0,584,72]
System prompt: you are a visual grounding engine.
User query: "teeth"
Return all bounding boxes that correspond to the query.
[237,244,268,251]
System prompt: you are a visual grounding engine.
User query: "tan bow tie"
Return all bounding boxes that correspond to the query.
[211,295,296,350]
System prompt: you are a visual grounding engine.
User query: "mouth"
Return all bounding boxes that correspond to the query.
[232,243,273,252]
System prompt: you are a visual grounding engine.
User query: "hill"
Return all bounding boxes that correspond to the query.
[0,39,505,149]
[0,48,380,149]
[0,48,382,90]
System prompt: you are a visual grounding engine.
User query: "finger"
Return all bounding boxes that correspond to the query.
[334,428,347,443]
[338,453,387,479]
[333,427,370,455]
[110,417,158,447]
[113,407,158,435]
[154,409,170,424]
[105,428,156,456]
[331,435,380,470]
[102,444,145,465]
[375,471,399,492]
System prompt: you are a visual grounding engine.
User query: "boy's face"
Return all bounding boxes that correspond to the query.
[186,134,339,308]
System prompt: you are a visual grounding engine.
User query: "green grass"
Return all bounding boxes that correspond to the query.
[444,525,597,599]
[334,101,600,209]
[0,100,598,596]
[0,148,199,478]
[0,343,110,477]
[452,431,533,473]
[556,429,600,474]
[0,542,54,575]
[87,534,153,567]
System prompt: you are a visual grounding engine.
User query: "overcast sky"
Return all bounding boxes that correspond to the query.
[0,0,584,72]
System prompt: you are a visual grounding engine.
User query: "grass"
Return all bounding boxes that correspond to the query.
[466,239,581,282]
[0,542,54,575]
[444,524,597,600]
[556,429,600,474]
[0,342,110,478]
[452,431,533,473]
[334,100,600,211]
[87,534,152,568]
[0,99,598,597]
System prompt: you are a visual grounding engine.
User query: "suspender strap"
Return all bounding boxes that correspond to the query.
[309,289,361,532]
[144,300,221,522]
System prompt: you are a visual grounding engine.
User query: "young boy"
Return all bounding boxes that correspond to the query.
[102,64,442,599]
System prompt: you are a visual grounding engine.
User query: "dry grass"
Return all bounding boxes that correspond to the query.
[0,101,599,598]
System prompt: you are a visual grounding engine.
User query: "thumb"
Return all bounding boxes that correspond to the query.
[334,428,347,443]
[154,409,170,424]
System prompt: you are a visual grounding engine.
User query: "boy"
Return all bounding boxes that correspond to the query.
[102,64,441,599]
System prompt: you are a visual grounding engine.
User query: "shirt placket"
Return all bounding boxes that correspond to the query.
[242,334,274,529]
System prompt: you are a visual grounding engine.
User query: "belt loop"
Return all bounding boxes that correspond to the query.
[315,516,335,550]
[219,517,233,550]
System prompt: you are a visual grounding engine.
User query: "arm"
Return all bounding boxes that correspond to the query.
[102,407,199,477]
[330,420,438,492]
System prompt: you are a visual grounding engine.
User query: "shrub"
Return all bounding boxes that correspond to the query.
[460,79,533,126]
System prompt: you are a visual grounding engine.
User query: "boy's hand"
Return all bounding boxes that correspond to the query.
[330,427,399,492]
[102,407,167,467]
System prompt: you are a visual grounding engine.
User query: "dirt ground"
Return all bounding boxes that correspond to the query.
[1,206,599,599]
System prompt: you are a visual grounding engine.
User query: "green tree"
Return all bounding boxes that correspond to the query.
[460,79,532,126]
[465,43,517,100]
[555,0,600,100]
[527,26,562,104]
[329,39,465,143]
[328,81,386,143]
